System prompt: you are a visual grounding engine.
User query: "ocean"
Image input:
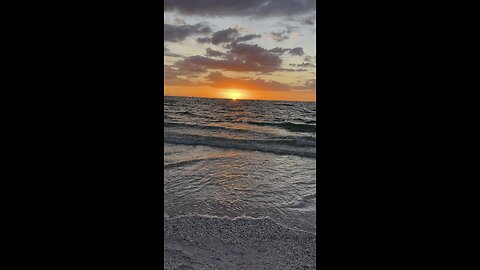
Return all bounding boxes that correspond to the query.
[164,96,316,269]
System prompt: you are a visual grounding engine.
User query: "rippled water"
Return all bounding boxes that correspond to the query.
[164,96,316,233]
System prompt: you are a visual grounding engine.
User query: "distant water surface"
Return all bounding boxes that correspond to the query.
[164,96,316,233]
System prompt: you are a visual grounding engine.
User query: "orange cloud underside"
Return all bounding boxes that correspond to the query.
[165,86,316,102]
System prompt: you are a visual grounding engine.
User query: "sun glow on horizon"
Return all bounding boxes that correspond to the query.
[165,85,315,102]
[226,90,244,100]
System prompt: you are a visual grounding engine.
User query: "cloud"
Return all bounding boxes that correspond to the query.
[229,43,283,70]
[174,60,208,73]
[206,72,291,91]
[164,0,316,17]
[269,46,305,56]
[298,62,315,68]
[164,65,201,86]
[173,17,186,25]
[164,58,209,86]
[198,28,262,44]
[211,28,239,44]
[181,43,283,73]
[164,23,212,42]
[173,42,307,74]
[205,48,226,57]
[301,15,316,25]
[271,31,290,42]
[289,47,305,56]
[294,79,316,91]
[205,72,316,92]
[290,55,317,68]
[164,47,183,58]
[269,47,291,54]
[281,68,309,72]
[180,56,274,73]
[235,34,262,42]
[196,37,212,43]
[290,62,316,68]
[270,25,295,42]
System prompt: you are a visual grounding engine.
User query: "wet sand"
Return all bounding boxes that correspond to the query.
[164,215,316,269]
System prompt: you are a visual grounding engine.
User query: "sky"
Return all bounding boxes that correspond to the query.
[164,0,316,102]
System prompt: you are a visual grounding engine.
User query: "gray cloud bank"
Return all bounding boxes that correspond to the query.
[164,0,315,17]
[164,23,211,42]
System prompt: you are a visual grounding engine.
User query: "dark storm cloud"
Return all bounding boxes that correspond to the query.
[164,0,316,17]
[164,23,212,42]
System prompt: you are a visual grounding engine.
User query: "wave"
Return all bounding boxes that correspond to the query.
[164,133,316,158]
[165,122,317,143]
[173,111,199,117]
[164,156,223,170]
[166,121,316,134]
[164,122,248,133]
[247,121,316,133]
[274,103,296,107]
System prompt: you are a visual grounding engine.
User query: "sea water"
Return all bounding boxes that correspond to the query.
[164,96,316,269]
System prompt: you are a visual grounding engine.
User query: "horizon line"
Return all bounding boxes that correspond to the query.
[163,95,316,103]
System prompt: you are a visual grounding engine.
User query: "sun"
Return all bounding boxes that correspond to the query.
[226,90,243,100]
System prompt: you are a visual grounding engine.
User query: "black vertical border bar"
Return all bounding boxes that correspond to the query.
[161,0,166,266]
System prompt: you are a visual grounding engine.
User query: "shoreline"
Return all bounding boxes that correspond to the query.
[164,215,316,269]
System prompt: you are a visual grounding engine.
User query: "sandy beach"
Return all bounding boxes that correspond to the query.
[164,215,316,269]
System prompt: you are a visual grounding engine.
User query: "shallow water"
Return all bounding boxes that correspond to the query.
[164,96,316,233]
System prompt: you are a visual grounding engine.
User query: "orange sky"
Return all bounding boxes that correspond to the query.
[164,86,315,102]
[164,1,316,102]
